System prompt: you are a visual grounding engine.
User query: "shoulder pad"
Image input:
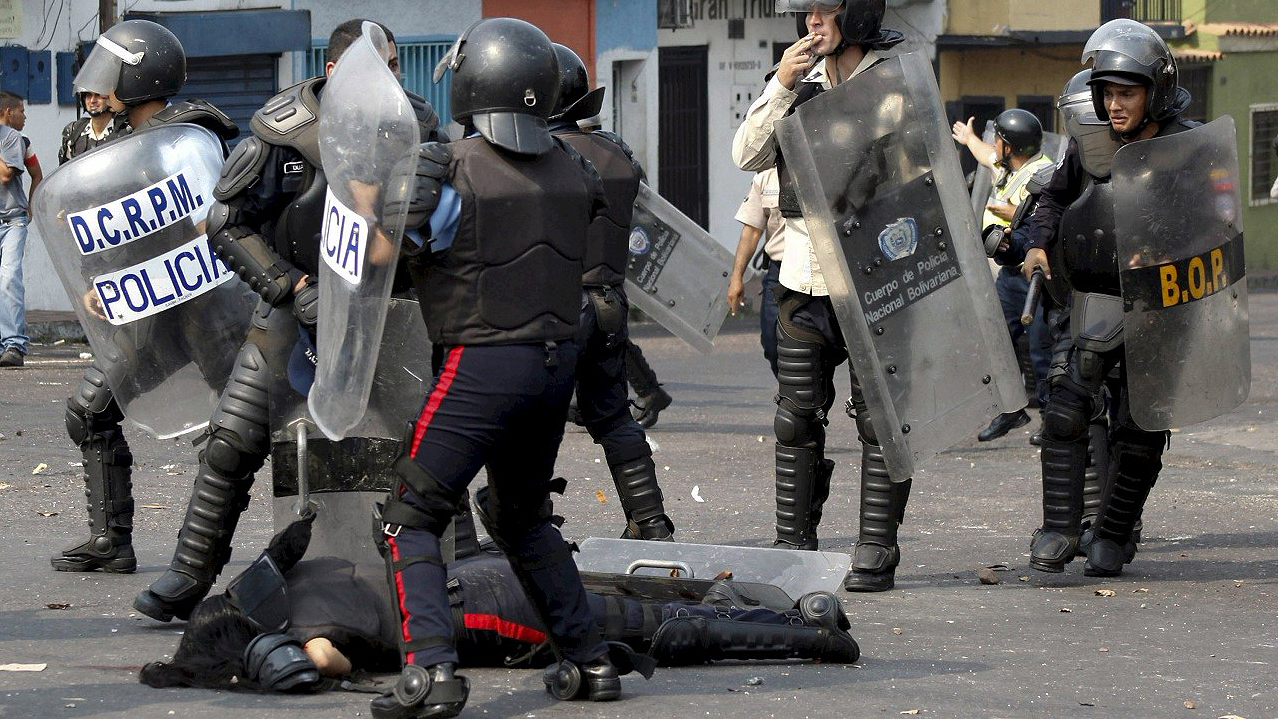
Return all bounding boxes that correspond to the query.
[149,100,239,141]
[1026,163,1057,194]
[250,77,323,168]
[592,129,646,181]
[214,136,269,201]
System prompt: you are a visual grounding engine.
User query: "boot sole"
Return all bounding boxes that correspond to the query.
[132,592,185,622]
[1083,564,1123,577]
[587,677,621,701]
[1029,559,1067,573]
[842,573,895,592]
[50,556,136,573]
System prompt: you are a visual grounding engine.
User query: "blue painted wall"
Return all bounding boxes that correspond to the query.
[596,0,657,55]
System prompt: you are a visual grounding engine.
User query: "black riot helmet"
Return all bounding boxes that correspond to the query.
[550,43,605,123]
[994,109,1043,160]
[1082,19,1179,125]
[433,18,559,156]
[781,0,903,52]
[73,20,185,106]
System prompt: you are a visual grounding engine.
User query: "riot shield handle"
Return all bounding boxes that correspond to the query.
[288,419,321,517]
[1021,270,1045,327]
[625,560,694,578]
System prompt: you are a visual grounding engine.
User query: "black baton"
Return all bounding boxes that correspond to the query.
[1021,270,1044,327]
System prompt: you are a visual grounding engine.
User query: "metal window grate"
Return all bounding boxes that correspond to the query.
[1249,105,1278,204]
[1101,0,1182,22]
[308,40,453,125]
[1179,65,1210,124]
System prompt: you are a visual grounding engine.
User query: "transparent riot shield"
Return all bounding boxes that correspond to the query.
[310,21,419,440]
[775,51,1024,479]
[31,124,253,439]
[625,183,733,353]
[1113,117,1249,429]
[969,121,995,219]
[1041,131,1067,166]
[574,538,850,600]
[272,299,435,568]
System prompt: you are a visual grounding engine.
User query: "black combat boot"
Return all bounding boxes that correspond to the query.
[371,663,470,719]
[1085,438,1160,576]
[610,452,674,540]
[51,430,136,573]
[648,593,858,665]
[544,655,622,701]
[1029,438,1087,572]
[133,459,250,621]
[843,443,909,592]
[773,445,820,550]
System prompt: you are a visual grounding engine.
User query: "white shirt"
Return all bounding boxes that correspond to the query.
[731,50,882,296]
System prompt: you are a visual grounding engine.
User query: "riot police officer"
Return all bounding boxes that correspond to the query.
[368,18,624,719]
[58,91,127,165]
[547,43,674,541]
[1021,20,1198,576]
[52,19,239,575]
[732,0,909,592]
[131,19,443,621]
[953,108,1055,441]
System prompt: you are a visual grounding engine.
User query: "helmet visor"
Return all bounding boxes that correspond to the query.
[1081,19,1167,66]
[775,1,843,13]
[72,40,127,96]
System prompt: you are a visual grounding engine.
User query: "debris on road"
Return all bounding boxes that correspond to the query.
[45,603,71,610]
[976,568,1001,585]
[31,463,48,475]
[1095,589,1116,597]
[691,485,705,502]
[0,663,47,671]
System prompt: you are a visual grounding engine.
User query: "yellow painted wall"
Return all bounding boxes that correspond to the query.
[946,0,1098,36]
[939,46,1084,119]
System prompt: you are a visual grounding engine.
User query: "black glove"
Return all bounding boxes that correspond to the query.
[292,275,320,328]
[382,141,453,249]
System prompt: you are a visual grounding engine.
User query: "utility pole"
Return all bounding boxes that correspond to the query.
[100,0,116,33]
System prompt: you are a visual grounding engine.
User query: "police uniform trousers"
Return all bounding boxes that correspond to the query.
[574,286,672,538]
[382,341,608,668]
[772,290,911,587]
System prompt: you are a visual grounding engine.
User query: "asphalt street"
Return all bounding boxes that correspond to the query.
[0,296,1275,719]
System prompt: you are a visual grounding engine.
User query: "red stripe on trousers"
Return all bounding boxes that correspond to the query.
[387,537,416,666]
[463,613,547,644]
[410,347,465,458]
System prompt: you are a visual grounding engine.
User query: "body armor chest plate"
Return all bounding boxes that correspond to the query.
[1059,177,1120,296]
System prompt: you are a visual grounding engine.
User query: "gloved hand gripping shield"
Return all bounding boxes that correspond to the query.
[31,124,253,438]
[775,51,1024,479]
[1113,116,1250,429]
[310,22,420,440]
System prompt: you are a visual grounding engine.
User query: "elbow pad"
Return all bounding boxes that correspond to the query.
[207,200,296,306]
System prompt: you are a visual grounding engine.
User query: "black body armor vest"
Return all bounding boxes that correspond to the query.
[558,131,640,287]
[776,81,825,218]
[413,137,591,346]
[1059,178,1120,296]
[251,78,329,276]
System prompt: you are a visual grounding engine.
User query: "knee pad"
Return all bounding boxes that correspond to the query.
[1042,387,1091,443]
[774,403,821,447]
[203,429,267,478]
[473,481,564,551]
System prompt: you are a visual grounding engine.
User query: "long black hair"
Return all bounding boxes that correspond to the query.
[139,594,264,690]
